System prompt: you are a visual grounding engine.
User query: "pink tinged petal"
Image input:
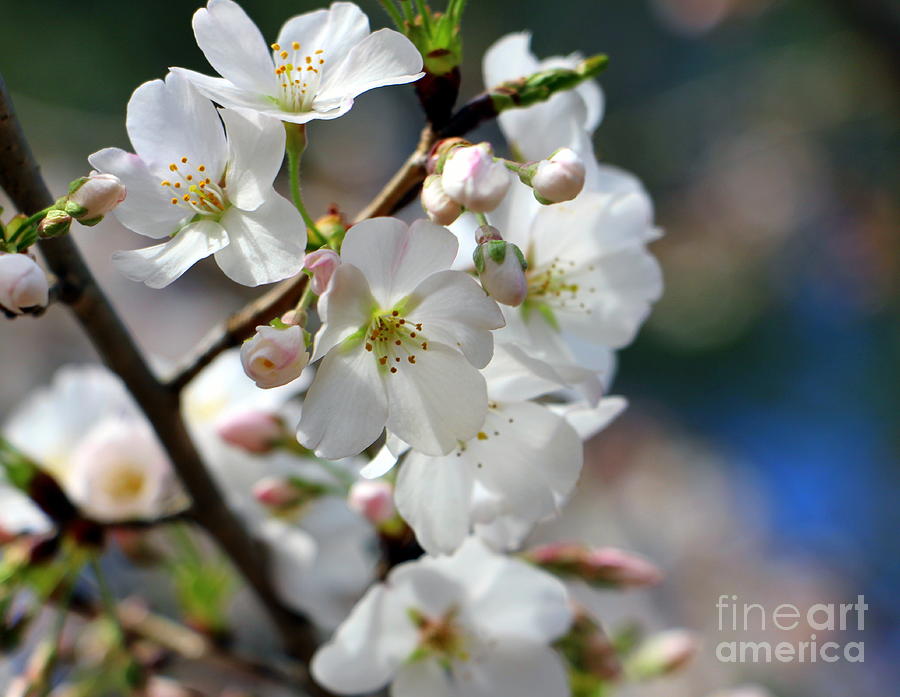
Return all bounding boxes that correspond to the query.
[313,263,376,361]
[311,585,416,694]
[405,270,505,369]
[449,642,571,697]
[444,538,573,643]
[392,660,456,697]
[126,73,226,178]
[192,0,277,94]
[297,343,388,459]
[395,450,475,555]
[112,220,228,289]
[468,402,583,524]
[215,196,306,287]
[316,29,424,103]
[88,148,186,239]
[219,108,286,211]
[339,218,458,308]
[384,342,488,456]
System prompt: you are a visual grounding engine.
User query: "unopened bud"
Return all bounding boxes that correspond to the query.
[240,325,309,389]
[253,475,327,512]
[421,174,462,225]
[36,210,72,238]
[627,630,699,680]
[0,253,49,315]
[525,543,663,588]
[473,234,528,307]
[427,137,468,174]
[348,480,396,525]
[530,148,586,203]
[66,171,126,223]
[314,210,347,248]
[304,248,341,295]
[441,143,511,213]
[215,410,285,454]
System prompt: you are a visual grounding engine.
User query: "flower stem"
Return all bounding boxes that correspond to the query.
[474,211,491,227]
[284,123,325,248]
[91,558,126,645]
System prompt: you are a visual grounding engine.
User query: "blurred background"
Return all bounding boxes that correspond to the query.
[1,1,897,696]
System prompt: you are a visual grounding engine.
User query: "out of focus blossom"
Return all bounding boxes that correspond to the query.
[312,537,573,696]
[347,479,395,525]
[525,542,663,588]
[0,253,49,315]
[240,324,309,389]
[441,143,511,213]
[173,0,423,124]
[627,629,700,679]
[214,409,285,453]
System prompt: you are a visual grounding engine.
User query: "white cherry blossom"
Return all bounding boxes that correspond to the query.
[312,537,573,697]
[172,0,423,124]
[90,71,306,288]
[298,218,505,460]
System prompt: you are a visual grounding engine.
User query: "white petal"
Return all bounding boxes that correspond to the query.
[312,585,414,694]
[482,32,540,87]
[313,263,376,361]
[481,343,573,403]
[298,344,388,459]
[405,270,504,369]
[215,197,306,286]
[219,108,286,211]
[192,0,277,94]
[443,538,572,643]
[384,342,488,456]
[392,661,456,697]
[0,485,53,536]
[126,73,226,178]
[551,396,627,440]
[395,450,474,555]
[465,402,582,525]
[359,443,399,479]
[316,29,423,103]
[87,148,185,238]
[340,218,458,307]
[450,642,570,697]
[112,221,228,288]
[278,3,369,67]
[170,68,279,112]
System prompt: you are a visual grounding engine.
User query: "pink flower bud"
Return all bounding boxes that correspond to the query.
[628,630,699,679]
[68,171,126,220]
[0,253,49,315]
[215,410,284,453]
[348,480,395,525]
[473,237,528,307]
[525,543,663,588]
[240,325,308,389]
[531,148,586,203]
[304,248,341,295]
[420,174,462,226]
[253,476,304,509]
[441,143,511,212]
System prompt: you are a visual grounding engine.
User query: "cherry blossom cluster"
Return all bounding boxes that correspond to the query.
[0,2,730,697]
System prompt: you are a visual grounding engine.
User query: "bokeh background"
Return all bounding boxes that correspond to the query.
[1,1,897,696]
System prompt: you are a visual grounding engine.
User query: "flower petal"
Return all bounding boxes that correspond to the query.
[406,270,505,369]
[298,343,388,459]
[551,395,627,440]
[340,218,458,307]
[88,147,185,239]
[170,68,278,111]
[450,641,570,697]
[112,221,228,288]
[192,0,277,94]
[313,263,376,361]
[126,72,227,178]
[482,32,540,87]
[395,450,475,555]
[392,660,456,697]
[278,3,370,67]
[215,196,306,287]
[219,108,286,211]
[316,29,423,103]
[384,342,488,456]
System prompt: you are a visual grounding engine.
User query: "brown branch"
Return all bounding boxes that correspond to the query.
[0,75,327,683]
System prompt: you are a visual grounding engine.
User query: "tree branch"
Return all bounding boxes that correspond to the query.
[0,75,326,679]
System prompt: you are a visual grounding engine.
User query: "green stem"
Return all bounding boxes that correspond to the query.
[284,123,325,248]
[474,211,490,227]
[90,558,125,644]
[378,0,405,29]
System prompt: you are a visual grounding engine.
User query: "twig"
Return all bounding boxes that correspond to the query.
[0,75,326,682]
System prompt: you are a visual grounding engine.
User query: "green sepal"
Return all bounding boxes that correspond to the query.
[63,200,88,218]
[67,176,88,195]
[485,239,507,265]
[511,243,527,270]
[77,215,103,227]
[472,244,485,274]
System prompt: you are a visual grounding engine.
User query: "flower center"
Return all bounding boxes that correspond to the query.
[526,256,596,316]
[271,41,326,112]
[363,310,429,375]
[160,156,227,216]
[408,608,469,664]
[101,464,146,502]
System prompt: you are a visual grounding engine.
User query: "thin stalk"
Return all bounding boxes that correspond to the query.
[90,558,126,644]
[414,0,433,33]
[378,0,405,29]
[284,123,325,247]
[474,211,490,227]
[399,0,415,22]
